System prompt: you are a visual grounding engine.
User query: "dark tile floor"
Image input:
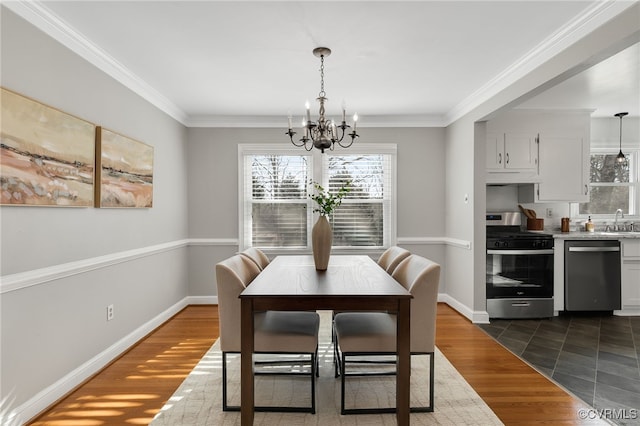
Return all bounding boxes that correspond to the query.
[479,313,640,426]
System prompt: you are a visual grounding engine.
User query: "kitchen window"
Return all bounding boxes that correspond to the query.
[239,144,396,251]
[574,148,639,218]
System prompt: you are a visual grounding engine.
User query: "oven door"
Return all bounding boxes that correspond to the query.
[486,248,554,298]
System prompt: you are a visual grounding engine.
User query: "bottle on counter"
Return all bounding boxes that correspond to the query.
[585,216,595,232]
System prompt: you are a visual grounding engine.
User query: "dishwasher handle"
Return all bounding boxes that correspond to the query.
[568,246,620,252]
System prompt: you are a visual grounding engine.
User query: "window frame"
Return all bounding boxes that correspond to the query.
[571,147,639,220]
[238,143,397,253]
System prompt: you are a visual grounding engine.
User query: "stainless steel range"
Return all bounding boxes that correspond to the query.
[486,212,554,319]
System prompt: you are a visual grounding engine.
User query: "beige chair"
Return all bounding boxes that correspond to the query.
[239,247,270,271]
[216,254,320,413]
[330,246,411,347]
[377,246,411,275]
[333,254,440,414]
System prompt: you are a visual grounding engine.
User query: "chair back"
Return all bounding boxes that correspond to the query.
[239,247,270,271]
[377,246,411,274]
[216,254,261,352]
[391,255,440,353]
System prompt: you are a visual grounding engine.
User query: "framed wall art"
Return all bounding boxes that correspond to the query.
[95,127,154,208]
[1,87,96,207]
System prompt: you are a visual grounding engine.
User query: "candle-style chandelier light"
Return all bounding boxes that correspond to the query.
[286,47,359,153]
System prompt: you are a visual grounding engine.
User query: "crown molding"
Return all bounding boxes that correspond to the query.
[185,113,447,128]
[444,0,637,126]
[3,0,189,125]
[5,0,634,129]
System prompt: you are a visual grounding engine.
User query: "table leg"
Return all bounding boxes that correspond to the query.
[396,298,410,425]
[241,298,254,425]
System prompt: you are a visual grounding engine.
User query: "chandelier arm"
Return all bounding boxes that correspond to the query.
[336,132,358,149]
[333,125,346,143]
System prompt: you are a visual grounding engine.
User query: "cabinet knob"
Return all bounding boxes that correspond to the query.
[505,153,509,164]
[498,153,502,164]
[584,184,588,195]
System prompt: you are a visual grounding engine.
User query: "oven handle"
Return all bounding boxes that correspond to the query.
[487,249,554,255]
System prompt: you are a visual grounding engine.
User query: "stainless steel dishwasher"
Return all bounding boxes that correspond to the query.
[564,240,621,311]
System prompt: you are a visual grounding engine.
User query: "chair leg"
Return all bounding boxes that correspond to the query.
[222,351,317,413]
[311,352,316,414]
[340,352,346,414]
[339,352,435,414]
[410,351,434,413]
[334,339,341,378]
[222,352,239,412]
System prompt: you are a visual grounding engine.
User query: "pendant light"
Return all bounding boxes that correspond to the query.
[615,112,628,163]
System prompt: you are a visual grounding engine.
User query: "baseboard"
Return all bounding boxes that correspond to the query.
[186,295,218,305]
[17,298,190,424]
[439,293,490,324]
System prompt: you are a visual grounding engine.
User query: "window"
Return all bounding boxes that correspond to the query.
[239,144,396,251]
[576,149,638,218]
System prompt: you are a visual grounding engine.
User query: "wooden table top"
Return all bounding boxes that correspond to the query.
[240,255,412,299]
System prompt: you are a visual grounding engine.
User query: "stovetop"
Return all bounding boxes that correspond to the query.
[486,231,554,249]
[486,212,553,249]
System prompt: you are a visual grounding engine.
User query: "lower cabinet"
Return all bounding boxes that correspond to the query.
[621,240,640,313]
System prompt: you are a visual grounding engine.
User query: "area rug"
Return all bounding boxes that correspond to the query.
[151,312,503,425]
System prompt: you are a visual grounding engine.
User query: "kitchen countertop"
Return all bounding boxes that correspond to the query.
[553,230,640,239]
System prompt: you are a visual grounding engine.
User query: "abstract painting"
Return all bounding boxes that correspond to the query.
[1,87,96,206]
[96,127,153,208]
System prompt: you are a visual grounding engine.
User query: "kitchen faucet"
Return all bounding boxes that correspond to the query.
[614,208,624,231]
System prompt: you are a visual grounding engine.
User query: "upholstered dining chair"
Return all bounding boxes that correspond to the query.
[239,247,270,271]
[216,254,320,413]
[330,247,411,350]
[377,245,411,275]
[333,254,440,414]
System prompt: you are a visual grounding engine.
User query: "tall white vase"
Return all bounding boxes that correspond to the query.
[312,215,332,271]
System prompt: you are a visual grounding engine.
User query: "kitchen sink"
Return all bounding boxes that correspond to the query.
[593,231,640,237]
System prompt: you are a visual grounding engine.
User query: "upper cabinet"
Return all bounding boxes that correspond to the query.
[486,110,591,202]
[534,134,589,202]
[487,133,538,170]
[486,132,539,183]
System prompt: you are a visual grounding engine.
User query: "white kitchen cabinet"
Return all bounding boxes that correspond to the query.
[486,132,539,183]
[620,239,640,313]
[486,110,590,192]
[520,134,590,202]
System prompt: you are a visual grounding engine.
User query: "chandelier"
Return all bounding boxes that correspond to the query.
[286,47,358,153]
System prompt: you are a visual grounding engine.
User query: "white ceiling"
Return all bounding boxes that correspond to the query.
[6,1,639,127]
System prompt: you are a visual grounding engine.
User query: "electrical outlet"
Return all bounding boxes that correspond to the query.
[107,304,114,321]
[546,208,553,218]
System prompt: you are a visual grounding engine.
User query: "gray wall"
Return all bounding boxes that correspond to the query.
[1,8,189,416]
[186,126,448,297]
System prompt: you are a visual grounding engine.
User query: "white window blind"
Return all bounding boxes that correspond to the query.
[324,153,393,248]
[242,152,311,248]
[239,144,396,251]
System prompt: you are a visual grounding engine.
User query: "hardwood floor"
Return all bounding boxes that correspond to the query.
[28,304,602,425]
[28,306,218,426]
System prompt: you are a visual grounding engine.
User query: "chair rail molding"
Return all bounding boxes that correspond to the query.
[1,236,471,294]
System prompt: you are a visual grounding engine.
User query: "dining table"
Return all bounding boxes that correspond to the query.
[239,254,413,425]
